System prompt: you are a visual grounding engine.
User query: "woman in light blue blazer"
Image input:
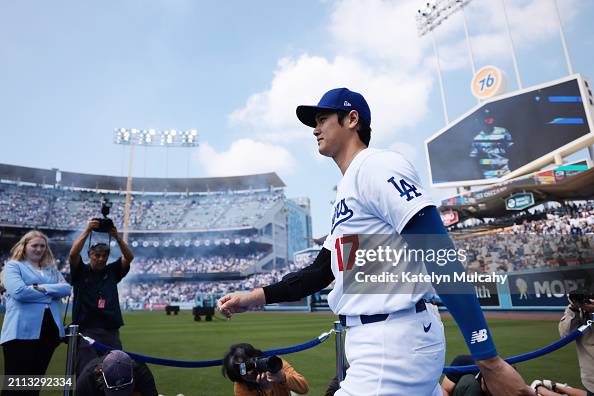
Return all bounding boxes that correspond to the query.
[1,230,72,395]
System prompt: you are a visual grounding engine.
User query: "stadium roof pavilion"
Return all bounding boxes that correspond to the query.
[440,166,594,220]
[0,163,285,193]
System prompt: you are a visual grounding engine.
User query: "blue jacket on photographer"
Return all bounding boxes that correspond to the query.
[69,217,134,377]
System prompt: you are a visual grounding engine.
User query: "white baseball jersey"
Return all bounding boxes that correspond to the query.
[323,148,436,316]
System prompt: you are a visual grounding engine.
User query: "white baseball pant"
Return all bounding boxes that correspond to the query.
[335,305,445,396]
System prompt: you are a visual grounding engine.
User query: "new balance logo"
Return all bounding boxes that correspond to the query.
[470,329,489,344]
[343,101,351,107]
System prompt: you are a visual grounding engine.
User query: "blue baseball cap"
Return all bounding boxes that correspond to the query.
[296,88,371,128]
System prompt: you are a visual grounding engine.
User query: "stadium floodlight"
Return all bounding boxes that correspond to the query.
[113,127,199,243]
[415,0,473,37]
[415,0,475,125]
[113,128,199,147]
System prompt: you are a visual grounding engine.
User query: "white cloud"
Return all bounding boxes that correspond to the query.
[388,141,419,163]
[328,0,427,69]
[437,0,580,67]
[195,139,296,177]
[228,0,438,144]
[228,0,582,151]
[230,54,433,144]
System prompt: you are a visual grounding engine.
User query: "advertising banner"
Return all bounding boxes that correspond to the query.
[505,192,534,211]
[508,267,594,307]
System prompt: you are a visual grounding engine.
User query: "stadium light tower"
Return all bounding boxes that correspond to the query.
[415,0,473,37]
[113,128,199,241]
[416,0,475,124]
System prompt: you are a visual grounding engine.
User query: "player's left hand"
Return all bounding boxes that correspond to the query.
[477,356,535,396]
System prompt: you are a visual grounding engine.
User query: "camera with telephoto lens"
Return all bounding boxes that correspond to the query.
[238,355,283,375]
[569,288,594,306]
[93,198,114,233]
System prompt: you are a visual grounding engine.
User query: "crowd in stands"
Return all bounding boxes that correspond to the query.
[454,203,594,273]
[0,186,51,227]
[120,254,318,305]
[0,181,283,230]
[120,269,289,305]
[129,253,265,274]
[457,233,594,274]
[119,204,594,304]
[2,192,594,306]
[511,204,594,235]
[451,202,594,232]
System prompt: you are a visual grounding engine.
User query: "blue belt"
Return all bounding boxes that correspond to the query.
[339,300,427,327]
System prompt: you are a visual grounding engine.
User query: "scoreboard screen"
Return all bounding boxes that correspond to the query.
[425,75,594,187]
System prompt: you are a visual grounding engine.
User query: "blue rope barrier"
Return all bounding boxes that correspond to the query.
[443,322,591,375]
[82,320,591,372]
[82,329,333,368]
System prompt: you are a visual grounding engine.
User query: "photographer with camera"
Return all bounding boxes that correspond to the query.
[69,205,134,377]
[559,288,594,396]
[222,343,309,396]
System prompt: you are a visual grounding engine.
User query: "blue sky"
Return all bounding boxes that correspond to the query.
[1,0,593,237]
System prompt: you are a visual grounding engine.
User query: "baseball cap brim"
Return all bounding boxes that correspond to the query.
[104,382,134,396]
[296,105,339,128]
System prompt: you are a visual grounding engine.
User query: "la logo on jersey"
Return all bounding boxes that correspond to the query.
[470,329,489,344]
[387,176,422,202]
[332,198,354,233]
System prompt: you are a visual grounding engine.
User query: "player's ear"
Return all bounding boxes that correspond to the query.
[347,110,360,129]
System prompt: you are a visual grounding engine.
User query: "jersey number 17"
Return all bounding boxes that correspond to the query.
[335,235,359,272]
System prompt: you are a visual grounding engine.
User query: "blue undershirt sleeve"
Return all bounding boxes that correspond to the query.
[401,205,498,361]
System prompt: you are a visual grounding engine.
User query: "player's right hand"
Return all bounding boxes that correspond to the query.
[477,356,536,396]
[217,289,265,319]
[86,218,100,231]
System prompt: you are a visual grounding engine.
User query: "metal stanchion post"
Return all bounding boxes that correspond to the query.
[334,321,346,382]
[64,325,79,396]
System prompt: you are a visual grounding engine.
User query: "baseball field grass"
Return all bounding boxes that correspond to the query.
[1,311,583,395]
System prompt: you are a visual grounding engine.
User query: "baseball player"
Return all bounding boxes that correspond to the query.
[218,88,534,396]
